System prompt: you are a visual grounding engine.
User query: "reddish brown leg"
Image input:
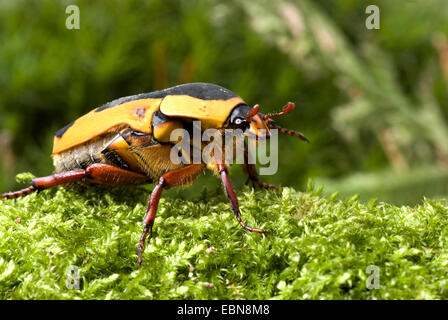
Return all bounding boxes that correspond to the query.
[1,164,151,199]
[84,164,151,185]
[0,186,37,199]
[1,170,86,199]
[138,164,204,266]
[243,140,278,190]
[218,163,266,234]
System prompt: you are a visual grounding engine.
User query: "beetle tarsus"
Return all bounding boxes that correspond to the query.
[218,164,266,234]
[0,185,37,199]
[243,140,278,191]
[138,225,152,266]
[254,179,279,190]
[245,175,278,190]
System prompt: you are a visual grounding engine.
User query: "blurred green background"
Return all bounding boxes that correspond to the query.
[1,0,448,205]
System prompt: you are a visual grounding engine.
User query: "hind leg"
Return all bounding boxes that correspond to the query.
[1,170,86,199]
[1,164,151,199]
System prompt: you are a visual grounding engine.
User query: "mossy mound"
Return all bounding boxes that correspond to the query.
[1,180,448,299]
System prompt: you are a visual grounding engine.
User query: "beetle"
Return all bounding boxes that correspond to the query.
[1,82,308,265]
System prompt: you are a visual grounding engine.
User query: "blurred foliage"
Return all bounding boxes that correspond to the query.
[1,0,448,205]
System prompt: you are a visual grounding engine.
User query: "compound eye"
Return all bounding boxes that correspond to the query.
[235,118,244,126]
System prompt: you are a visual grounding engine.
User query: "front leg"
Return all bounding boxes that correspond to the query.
[218,163,266,234]
[243,140,278,190]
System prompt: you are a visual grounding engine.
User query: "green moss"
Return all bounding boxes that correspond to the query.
[1,179,448,300]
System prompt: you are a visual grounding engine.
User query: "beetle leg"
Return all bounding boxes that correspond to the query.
[0,164,151,199]
[138,164,204,266]
[217,163,266,234]
[1,170,87,199]
[243,163,278,190]
[243,140,278,190]
[84,163,151,185]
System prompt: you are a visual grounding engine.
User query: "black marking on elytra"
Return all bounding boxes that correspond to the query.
[160,83,239,100]
[55,120,75,138]
[95,83,239,113]
[151,109,171,127]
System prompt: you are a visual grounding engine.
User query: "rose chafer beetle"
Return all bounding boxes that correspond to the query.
[1,82,308,265]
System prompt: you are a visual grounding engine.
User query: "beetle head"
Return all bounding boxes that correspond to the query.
[227,104,271,140]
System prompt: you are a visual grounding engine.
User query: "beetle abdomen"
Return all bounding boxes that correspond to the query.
[52,130,138,189]
[53,132,117,173]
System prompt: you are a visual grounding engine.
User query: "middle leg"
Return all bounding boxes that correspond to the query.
[138,164,204,266]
